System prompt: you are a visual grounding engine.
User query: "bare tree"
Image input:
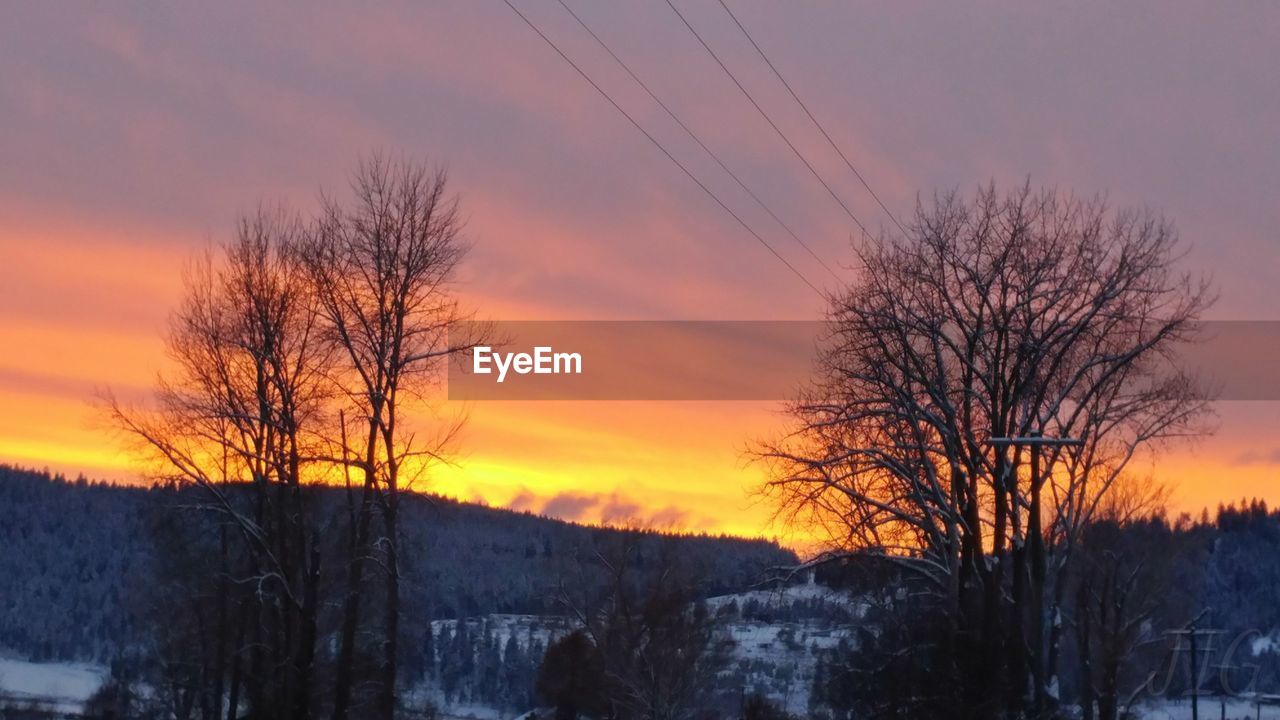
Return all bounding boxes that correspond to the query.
[110,207,331,720]
[756,184,1212,718]
[1072,509,1190,720]
[108,157,483,720]
[301,156,477,720]
[554,532,729,720]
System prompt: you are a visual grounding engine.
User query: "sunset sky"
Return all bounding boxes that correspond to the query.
[2,2,1278,542]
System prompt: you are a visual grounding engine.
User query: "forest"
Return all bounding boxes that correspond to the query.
[0,464,792,664]
[7,466,1280,720]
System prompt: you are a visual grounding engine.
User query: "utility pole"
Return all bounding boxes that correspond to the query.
[1193,626,1199,720]
[1211,659,1239,720]
[987,432,1084,715]
[1165,612,1225,720]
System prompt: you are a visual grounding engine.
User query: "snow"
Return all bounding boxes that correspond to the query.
[0,657,106,713]
[706,583,861,715]
[1137,697,1271,719]
[430,614,573,656]
[704,577,854,611]
[436,702,505,720]
[420,582,864,718]
[1253,634,1276,656]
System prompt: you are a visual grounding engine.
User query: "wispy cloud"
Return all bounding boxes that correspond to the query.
[1231,448,1280,467]
[504,486,705,531]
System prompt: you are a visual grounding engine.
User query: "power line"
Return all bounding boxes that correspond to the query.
[662,0,872,239]
[500,0,824,297]
[554,0,840,282]
[716,0,909,237]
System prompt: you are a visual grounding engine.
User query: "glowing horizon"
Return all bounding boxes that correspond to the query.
[3,2,1279,547]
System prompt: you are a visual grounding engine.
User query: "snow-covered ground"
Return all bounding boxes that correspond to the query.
[0,583,858,719]
[0,656,105,714]
[708,579,861,714]
[433,702,507,720]
[429,613,575,650]
[417,581,862,718]
[719,618,848,714]
[704,574,858,612]
[1136,697,1276,719]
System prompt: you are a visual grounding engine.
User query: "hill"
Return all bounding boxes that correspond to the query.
[0,464,796,665]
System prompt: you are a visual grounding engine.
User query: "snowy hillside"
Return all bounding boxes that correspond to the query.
[0,657,105,716]
[709,581,863,715]
[0,465,795,665]
[412,580,862,718]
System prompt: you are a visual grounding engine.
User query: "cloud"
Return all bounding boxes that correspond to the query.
[647,506,691,530]
[1231,448,1280,467]
[503,487,706,531]
[506,489,540,513]
[540,492,601,522]
[5,1,1280,536]
[599,492,643,524]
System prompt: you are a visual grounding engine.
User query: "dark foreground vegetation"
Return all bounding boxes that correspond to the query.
[0,465,795,717]
[810,500,1280,720]
[6,467,1280,720]
[752,183,1226,720]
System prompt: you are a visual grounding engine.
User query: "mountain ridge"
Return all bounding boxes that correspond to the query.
[0,463,797,664]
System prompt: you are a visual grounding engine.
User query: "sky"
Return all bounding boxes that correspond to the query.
[1,2,1278,542]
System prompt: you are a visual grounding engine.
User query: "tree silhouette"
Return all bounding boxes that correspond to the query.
[758,183,1213,718]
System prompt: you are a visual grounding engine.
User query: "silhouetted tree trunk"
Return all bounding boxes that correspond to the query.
[1072,511,1183,720]
[303,156,480,720]
[110,208,331,720]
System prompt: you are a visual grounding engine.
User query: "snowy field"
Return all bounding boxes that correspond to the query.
[8,653,1278,720]
[0,656,105,714]
[1137,697,1278,719]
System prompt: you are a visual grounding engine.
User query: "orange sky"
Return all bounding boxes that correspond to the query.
[2,2,1278,543]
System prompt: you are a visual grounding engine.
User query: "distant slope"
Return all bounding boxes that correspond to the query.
[0,467,149,662]
[405,580,862,717]
[0,464,796,663]
[0,657,106,716]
